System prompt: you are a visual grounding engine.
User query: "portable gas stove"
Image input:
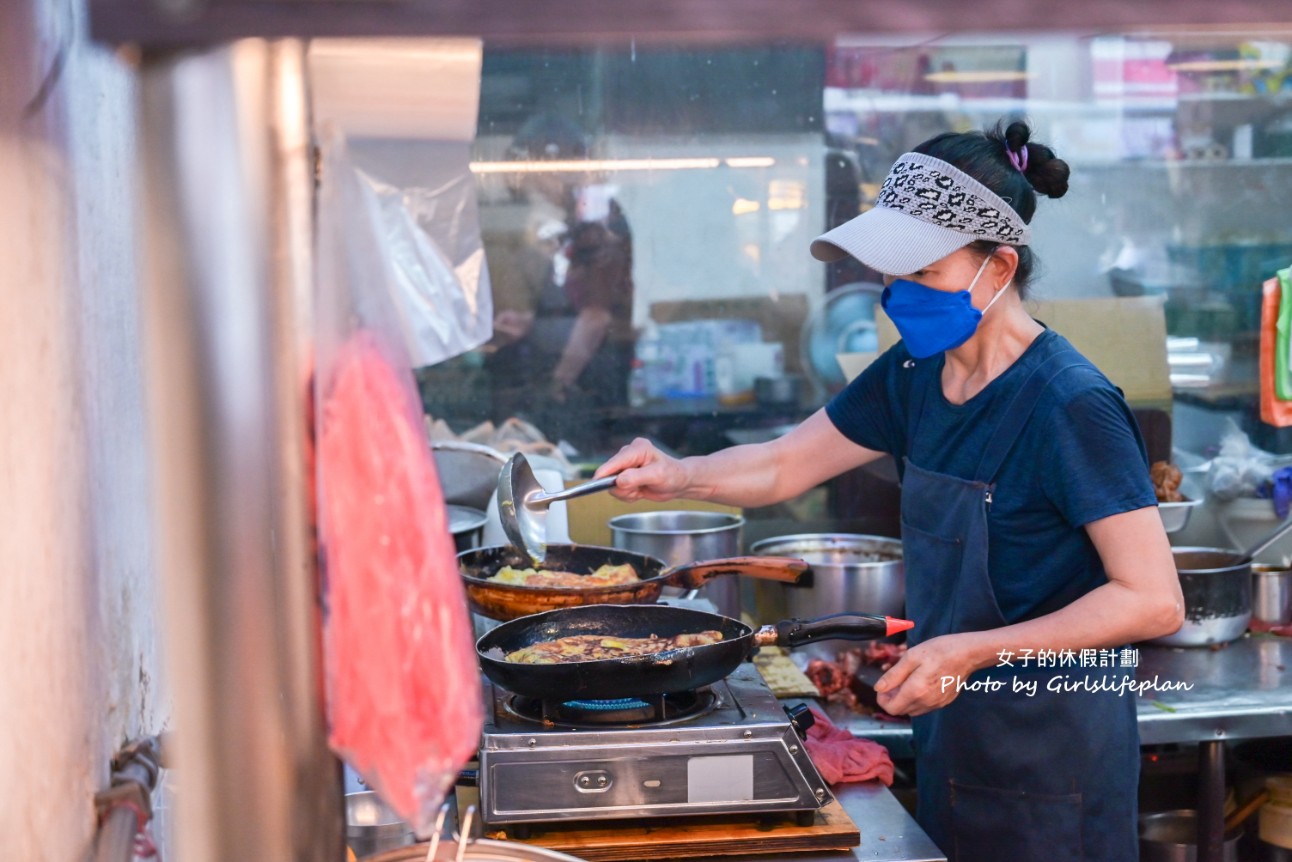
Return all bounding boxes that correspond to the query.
[477,661,830,830]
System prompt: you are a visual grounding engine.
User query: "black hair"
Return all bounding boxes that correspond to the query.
[914,119,1069,299]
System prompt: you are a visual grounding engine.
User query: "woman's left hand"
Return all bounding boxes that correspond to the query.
[873,634,984,717]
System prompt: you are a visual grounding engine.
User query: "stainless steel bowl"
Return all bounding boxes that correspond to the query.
[1139,809,1240,862]
[1147,547,1252,647]
[1159,498,1202,534]
[748,533,903,655]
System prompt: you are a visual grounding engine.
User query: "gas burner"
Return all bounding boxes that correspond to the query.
[505,687,717,727]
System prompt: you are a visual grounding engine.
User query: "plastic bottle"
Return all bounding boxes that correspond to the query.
[628,358,648,408]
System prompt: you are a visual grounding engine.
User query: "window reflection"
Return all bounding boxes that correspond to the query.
[409,30,1292,458]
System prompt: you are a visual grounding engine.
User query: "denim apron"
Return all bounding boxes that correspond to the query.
[899,349,1139,862]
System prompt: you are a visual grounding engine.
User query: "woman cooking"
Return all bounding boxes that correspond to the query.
[594,121,1184,862]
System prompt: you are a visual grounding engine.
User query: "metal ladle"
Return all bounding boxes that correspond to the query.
[496,452,620,563]
[1240,514,1292,562]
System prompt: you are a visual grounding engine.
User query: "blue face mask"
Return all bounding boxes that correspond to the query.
[880,257,1008,359]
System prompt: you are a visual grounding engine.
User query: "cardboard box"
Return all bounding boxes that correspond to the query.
[840,295,1171,409]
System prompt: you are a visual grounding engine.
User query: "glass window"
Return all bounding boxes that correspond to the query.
[403,28,1292,473]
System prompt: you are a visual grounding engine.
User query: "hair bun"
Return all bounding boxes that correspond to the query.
[1004,121,1031,152]
[1002,120,1069,199]
[1024,146,1070,199]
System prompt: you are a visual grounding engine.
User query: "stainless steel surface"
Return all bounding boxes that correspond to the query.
[748,534,904,657]
[138,41,341,862]
[479,663,832,825]
[498,452,618,562]
[1149,548,1253,647]
[1160,499,1202,534]
[1254,565,1292,626]
[608,510,744,617]
[823,636,1292,747]
[1139,810,1240,862]
[449,505,489,552]
[434,441,507,511]
[1149,612,1253,648]
[347,792,416,857]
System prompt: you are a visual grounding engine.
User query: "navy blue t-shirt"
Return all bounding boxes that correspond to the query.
[826,328,1158,624]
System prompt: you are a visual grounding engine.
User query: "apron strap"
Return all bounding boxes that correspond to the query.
[973,350,1085,484]
[905,357,936,443]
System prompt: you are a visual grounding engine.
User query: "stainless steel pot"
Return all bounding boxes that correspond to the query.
[1254,564,1292,626]
[748,533,903,655]
[607,510,744,618]
[1148,548,1252,647]
[1139,810,1241,862]
[448,504,488,553]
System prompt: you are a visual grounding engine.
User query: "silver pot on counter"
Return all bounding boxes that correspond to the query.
[1147,547,1252,648]
[608,511,744,618]
[448,504,489,553]
[747,533,903,654]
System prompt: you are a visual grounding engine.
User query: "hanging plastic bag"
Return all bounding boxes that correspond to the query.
[358,167,492,368]
[314,125,483,833]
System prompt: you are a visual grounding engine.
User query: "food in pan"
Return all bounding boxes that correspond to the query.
[488,562,639,588]
[1150,461,1186,503]
[504,630,724,664]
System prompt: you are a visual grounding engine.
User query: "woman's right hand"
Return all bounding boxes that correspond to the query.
[593,437,691,502]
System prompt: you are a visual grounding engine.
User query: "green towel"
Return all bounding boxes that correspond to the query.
[1279,267,1292,400]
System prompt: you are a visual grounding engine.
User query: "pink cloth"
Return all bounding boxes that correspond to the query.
[803,706,895,786]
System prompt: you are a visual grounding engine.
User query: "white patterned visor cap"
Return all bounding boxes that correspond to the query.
[810,152,1032,276]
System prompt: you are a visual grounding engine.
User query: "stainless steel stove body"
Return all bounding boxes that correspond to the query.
[478,662,831,826]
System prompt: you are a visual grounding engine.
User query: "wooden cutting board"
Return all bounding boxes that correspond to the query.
[486,799,860,861]
[753,646,820,698]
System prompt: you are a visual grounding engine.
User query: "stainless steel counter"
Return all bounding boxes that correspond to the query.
[818,634,1292,748]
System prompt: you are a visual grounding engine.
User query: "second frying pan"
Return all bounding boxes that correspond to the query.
[476,603,913,701]
[459,543,808,620]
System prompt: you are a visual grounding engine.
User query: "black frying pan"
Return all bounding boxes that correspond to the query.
[459,543,807,621]
[475,603,913,701]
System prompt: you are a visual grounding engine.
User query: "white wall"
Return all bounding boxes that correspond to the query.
[0,0,167,858]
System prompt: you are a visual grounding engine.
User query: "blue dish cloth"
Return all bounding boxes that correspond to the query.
[1259,466,1292,518]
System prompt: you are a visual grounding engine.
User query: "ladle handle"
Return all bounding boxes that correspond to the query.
[1244,515,1292,561]
[532,473,620,505]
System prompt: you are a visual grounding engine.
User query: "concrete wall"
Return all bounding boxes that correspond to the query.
[0,0,167,858]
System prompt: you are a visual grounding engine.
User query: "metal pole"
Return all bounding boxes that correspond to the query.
[1197,739,1225,862]
[137,39,342,862]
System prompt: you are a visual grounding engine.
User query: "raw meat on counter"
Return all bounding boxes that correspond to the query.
[806,642,909,716]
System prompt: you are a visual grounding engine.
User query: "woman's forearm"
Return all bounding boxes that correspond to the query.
[957,578,1184,673]
[553,307,612,387]
[679,411,883,508]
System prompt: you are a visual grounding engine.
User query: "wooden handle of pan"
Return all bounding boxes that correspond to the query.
[668,556,810,589]
[1224,788,1269,832]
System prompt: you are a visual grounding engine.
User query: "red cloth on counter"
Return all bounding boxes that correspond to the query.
[803,706,895,786]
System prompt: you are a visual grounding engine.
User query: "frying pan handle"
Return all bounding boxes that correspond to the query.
[667,556,810,590]
[760,612,911,647]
